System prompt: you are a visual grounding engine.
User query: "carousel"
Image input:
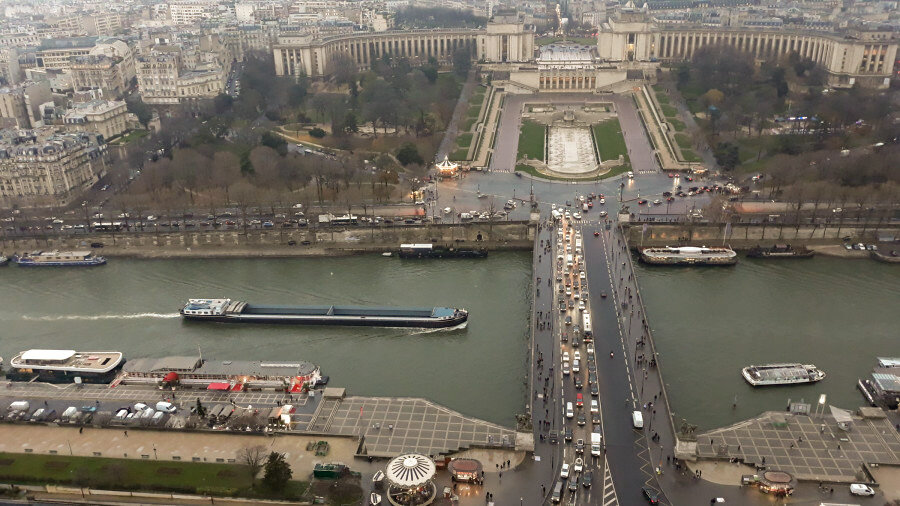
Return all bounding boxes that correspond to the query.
[758,470,794,497]
[384,453,437,505]
[435,156,459,178]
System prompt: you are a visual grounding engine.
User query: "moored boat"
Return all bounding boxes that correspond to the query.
[7,349,124,383]
[122,355,320,391]
[741,363,825,387]
[181,298,468,328]
[398,243,487,259]
[640,246,737,265]
[747,244,815,259]
[0,255,7,266]
[11,250,106,267]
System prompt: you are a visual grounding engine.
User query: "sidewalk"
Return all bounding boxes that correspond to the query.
[0,424,359,478]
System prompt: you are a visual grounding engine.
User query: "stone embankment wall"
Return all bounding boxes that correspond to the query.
[624,223,897,248]
[0,222,535,258]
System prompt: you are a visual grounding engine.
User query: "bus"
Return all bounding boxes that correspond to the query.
[582,312,593,342]
[91,221,123,231]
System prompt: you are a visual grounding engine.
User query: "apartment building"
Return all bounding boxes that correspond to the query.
[62,100,129,140]
[0,128,107,207]
[0,81,52,129]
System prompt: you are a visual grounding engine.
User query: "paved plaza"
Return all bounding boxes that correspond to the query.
[2,383,526,463]
[696,410,900,482]
[324,396,521,458]
[547,126,597,174]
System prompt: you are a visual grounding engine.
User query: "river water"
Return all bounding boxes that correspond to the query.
[0,253,532,426]
[636,256,900,430]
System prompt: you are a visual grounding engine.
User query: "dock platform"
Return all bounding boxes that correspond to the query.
[693,410,900,483]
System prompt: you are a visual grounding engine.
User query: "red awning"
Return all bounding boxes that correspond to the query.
[231,383,244,391]
[163,372,179,382]
[207,382,231,390]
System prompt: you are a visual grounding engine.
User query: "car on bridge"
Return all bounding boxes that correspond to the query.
[560,463,570,479]
[581,471,593,488]
[642,486,660,504]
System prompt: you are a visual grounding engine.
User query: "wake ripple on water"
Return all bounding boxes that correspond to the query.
[21,313,181,321]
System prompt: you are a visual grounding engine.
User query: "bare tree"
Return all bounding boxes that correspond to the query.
[236,445,267,486]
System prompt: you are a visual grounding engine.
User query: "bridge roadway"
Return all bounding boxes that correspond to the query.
[582,221,668,505]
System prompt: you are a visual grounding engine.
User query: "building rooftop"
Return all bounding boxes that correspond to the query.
[38,36,98,50]
[11,349,124,373]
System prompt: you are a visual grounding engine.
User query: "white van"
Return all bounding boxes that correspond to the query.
[566,402,574,419]
[566,254,573,269]
[632,410,644,429]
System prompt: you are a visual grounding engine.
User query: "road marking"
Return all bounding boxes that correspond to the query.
[601,455,619,506]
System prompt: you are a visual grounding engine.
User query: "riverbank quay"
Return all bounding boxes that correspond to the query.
[622,222,899,250]
[0,382,534,504]
[0,222,535,259]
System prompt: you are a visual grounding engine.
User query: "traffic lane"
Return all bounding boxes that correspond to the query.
[583,225,665,505]
[555,226,604,498]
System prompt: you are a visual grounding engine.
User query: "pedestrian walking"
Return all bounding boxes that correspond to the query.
[124,430,128,437]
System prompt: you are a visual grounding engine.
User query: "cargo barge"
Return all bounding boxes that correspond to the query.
[640,246,738,265]
[7,349,124,383]
[398,243,487,259]
[741,363,826,387]
[181,299,468,328]
[747,244,815,259]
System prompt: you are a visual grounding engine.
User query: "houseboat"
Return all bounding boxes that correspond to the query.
[121,355,320,392]
[7,349,124,383]
[11,250,106,267]
[640,246,737,265]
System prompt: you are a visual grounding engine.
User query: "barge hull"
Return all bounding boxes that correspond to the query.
[182,314,467,328]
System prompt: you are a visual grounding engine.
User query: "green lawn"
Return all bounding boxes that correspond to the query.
[450,148,469,161]
[660,104,678,118]
[674,133,693,150]
[592,119,629,163]
[456,132,473,148]
[110,129,149,145]
[462,117,477,131]
[0,452,311,499]
[515,163,631,181]
[466,105,481,118]
[518,120,546,161]
[652,84,664,93]
[654,92,670,105]
[668,118,686,132]
[680,149,703,163]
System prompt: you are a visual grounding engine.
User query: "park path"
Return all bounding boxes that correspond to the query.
[436,72,477,161]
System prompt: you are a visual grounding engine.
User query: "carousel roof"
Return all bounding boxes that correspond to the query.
[385,453,436,488]
[435,156,458,169]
